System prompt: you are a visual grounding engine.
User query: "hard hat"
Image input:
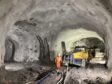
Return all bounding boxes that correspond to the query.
[57,53,61,56]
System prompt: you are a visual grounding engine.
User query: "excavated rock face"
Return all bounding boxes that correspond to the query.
[0,0,112,68]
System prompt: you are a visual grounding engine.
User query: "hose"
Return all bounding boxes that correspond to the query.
[56,72,63,84]
[37,68,55,84]
[63,64,69,84]
[57,65,69,84]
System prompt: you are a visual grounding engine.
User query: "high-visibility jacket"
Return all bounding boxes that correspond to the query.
[55,56,61,69]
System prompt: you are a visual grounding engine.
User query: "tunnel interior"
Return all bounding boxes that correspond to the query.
[52,29,103,53]
[1,0,112,84]
[51,28,107,67]
[4,27,107,67]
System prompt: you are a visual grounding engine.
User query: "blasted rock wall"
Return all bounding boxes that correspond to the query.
[0,0,112,68]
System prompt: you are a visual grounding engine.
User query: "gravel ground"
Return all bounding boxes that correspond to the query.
[65,65,112,84]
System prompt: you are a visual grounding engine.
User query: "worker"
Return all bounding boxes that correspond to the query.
[55,53,62,73]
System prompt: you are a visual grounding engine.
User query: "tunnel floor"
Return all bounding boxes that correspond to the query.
[0,63,51,84]
[0,64,112,84]
[65,65,112,84]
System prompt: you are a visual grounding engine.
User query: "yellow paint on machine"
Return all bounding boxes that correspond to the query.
[73,51,88,60]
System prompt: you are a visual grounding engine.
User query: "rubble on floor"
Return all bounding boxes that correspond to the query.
[0,63,50,84]
[0,63,112,84]
[65,65,112,84]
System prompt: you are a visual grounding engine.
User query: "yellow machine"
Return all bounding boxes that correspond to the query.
[62,46,89,67]
[73,51,88,60]
[61,41,106,67]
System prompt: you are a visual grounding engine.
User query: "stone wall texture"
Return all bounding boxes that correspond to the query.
[0,0,112,68]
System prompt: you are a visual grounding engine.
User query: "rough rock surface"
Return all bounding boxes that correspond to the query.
[0,0,112,68]
[65,66,112,84]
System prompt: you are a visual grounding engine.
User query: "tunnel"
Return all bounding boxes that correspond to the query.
[0,0,112,84]
[52,28,104,55]
[0,0,112,70]
[50,27,107,67]
[4,22,109,68]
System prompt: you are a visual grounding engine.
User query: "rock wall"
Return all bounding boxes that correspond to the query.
[0,0,112,68]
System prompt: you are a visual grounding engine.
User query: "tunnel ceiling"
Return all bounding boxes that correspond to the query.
[0,0,112,68]
[74,37,104,49]
[52,28,104,55]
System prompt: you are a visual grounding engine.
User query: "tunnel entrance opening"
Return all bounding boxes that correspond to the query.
[52,28,107,68]
[4,37,18,63]
[72,37,106,67]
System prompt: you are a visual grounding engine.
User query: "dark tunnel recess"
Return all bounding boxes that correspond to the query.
[4,37,19,63]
